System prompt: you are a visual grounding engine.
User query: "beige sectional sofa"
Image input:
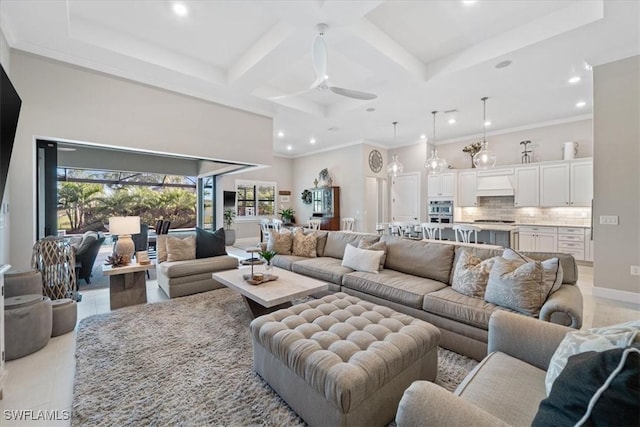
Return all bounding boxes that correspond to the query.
[271,231,582,361]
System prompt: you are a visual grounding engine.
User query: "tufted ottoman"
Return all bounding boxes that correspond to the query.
[250,292,440,427]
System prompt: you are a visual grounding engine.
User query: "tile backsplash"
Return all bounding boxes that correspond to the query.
[457,196,591,226]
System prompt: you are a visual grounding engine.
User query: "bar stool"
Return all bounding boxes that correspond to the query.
[421,223,442,240]
[453,224,482,243]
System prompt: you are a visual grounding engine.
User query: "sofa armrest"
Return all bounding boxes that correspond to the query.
[539,284,583,329]
[488,311,572,370]
[396,381,510,427]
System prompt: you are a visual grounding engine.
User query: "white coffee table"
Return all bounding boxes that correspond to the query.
[212,266,329,319]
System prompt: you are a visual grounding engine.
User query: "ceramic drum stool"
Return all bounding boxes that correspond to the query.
[51,298,77,337]
[5,268,42,298]
[5,295,52,361]
[250,292,440,427]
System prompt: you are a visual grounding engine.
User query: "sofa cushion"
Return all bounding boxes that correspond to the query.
[451,250,498,298]
[166,235,196,262]
[292,228,317,257]
[322,231,379,259]
[449,246,504,285]
[358,239,387,270]
[503,249,563,300]
[381,236,454,283]
[423,287,509,330]
[74,231,99,255]
[455,351,547,426]
[267,229,293,255]
[342,269,446,310]
[159,255,238,279]
[272,254,308,271]
[519,251,577,285]
[485,256,546,317]
[195,227,227,258]
[341,244,384,274]
[303,229,328,257]
[533,346,640,427]
[292,257,353,285]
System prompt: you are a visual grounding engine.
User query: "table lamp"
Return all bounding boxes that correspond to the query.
[109,216,140,264]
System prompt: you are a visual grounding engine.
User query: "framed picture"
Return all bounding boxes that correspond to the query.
[280,195,290,203]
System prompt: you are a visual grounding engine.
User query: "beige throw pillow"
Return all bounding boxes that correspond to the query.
[502,248,563,301]
[341,244,384,274]
[166,235,196,262]
[266,229,293,255]
[292,229,317,257]
[157,234,168,263]
[452,250,498,298]
[358,240,387,270]
[485,257,545,316]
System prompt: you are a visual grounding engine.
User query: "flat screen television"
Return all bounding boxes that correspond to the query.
[223,191,236,208]
[1,64,22,201]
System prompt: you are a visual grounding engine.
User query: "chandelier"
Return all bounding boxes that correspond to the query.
[387,121,404,177]
[473,97,497,169]
[424,110,448,174]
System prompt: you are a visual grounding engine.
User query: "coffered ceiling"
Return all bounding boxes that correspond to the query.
[1,1,638,157]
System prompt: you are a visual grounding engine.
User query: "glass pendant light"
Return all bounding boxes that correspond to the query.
[387,121,404,177]
[473,97,497,169]
[424,110,448,175]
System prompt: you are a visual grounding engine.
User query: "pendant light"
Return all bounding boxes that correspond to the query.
[424,110,448,175]
[387,121,404,177]
[473,97,497,169]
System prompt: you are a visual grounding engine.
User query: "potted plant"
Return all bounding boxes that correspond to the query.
[258,249,277,272]
[223,208,236,246]
[278,207,296,225]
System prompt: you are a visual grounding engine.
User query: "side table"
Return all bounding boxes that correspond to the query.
[102,263,155,310]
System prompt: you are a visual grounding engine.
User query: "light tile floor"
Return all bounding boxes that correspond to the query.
[1,263,638,426]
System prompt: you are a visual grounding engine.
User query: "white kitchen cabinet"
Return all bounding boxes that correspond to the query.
[514,166,539,207]
[518,226,557,252]
[540,160,592,207]
[428,172,455,199]
[558,227,586,261]
[457,171,477,207]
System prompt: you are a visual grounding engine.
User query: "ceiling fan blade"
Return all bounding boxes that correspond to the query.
[312,34,328,83]
[268,88,313,100]
[329,86,378,100]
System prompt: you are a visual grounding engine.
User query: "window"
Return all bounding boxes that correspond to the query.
[236,180,276,218]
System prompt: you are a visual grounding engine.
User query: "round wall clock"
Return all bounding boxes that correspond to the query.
[369,149,383,173]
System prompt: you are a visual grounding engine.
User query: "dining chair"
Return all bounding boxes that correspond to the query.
[272,218,283,232]
[452,224,482,244]
[260,218,271,241]
[341,217,355,231]
[421,222,442,240]
[393,221,418,237]
[308,219,322,230]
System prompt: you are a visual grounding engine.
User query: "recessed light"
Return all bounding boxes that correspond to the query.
[484,121,492,127]
[495,60,512,69]
[286,145,293,151]
[568,76,581,84]
[419,134,426,140]
[310,138,316,144]
[277,131,284,138]
[576,101,587,108]
[172,2,188,17]
[448,118,456,124]
[366,107,376,112]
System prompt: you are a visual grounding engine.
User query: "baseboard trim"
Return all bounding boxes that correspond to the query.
[592,286,640,305]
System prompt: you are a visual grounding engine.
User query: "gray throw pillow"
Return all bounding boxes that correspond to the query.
[485,256,544,316]
[451,249,498,298]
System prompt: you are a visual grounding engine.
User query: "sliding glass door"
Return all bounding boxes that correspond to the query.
[198,175,215,230]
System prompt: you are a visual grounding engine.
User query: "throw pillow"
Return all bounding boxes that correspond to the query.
[358,240,387,270]
[484,256,544,316]
[195,227,227,258]
[166,235,196,262]
[157,234,168,263]
[503,248,563,300]
[292,228,317,257]
[266,229,293,255]
[545,320,640,395]
[341,243,384,274]
[533,346,640,427]
[451,249,498,298]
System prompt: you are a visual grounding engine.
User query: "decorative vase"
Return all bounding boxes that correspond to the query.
[265,261,273,272]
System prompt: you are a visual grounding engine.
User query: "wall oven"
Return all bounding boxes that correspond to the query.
[428,200,453,223]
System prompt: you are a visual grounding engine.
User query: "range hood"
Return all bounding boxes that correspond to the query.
[476,168,515,197]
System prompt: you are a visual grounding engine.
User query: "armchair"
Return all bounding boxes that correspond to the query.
[73,231,106,284]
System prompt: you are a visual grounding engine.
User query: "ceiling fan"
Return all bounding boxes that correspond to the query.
[271,23,377,101]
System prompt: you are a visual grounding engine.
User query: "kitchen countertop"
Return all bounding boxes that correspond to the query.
[451,222,591,230]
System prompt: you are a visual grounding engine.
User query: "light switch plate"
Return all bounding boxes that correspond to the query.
[631,266,640,276]
[599,215,619,225]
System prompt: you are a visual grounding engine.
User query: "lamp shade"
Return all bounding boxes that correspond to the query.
[109,216,140,236]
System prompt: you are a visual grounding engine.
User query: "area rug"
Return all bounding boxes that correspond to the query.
[72,289,478,426]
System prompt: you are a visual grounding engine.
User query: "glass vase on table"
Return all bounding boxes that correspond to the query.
[259,250,276,275]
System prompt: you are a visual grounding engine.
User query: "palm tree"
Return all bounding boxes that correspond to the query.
[57,182,102,232]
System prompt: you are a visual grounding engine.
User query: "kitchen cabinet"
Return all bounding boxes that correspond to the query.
[428,173,455,199]
[540,160,592,207]
[514,166,539,207]
[457,171,477,207]
[518,226,557,252]
[558,227,585,261]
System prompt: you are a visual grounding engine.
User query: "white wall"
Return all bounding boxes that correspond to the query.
[593,55,639,298]
[8,52,273,268]
[0,28,11,265]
